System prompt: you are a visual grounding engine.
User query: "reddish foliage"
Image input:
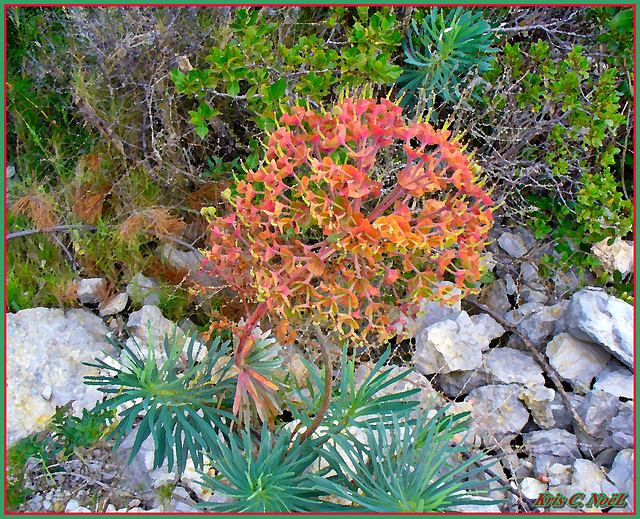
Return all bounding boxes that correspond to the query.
[203,97,494,421]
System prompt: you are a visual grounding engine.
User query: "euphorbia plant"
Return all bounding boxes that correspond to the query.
[201,97,494,425]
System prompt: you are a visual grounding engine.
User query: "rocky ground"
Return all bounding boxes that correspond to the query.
[6,225,634,513]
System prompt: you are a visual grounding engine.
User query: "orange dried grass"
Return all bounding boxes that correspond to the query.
[72,184,111,224]
[50,281,80,308]
[11,195,59,229]
[119,208,186,242]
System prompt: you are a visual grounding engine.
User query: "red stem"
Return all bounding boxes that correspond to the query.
[368,183,405,222]
[235,301,269,363]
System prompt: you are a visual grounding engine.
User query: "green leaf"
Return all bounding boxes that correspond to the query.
[313,408,505,512]
[196,123,209,139]
[227,80,240,97]
[197,426,330,512]
[270,77,287,99]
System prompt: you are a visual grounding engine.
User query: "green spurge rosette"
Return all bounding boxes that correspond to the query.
[397,7,497,108]
[84,328,236,475]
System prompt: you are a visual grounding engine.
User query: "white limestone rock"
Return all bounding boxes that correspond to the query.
[593,361,633,399]
[591,237,633,277]
[478,279,512,316]
[466,384,530,443]
[576,389,621,439]
[414,312,504,375]
[547,463,572,487]
[570,459,607,510]
[545,392,584,430]
[127,305,180,345]
[6,308,111,446]
[437,369,487,398]
[519,386,556,429]
[605,401,633,450]
[521,262,541,284]
[546,333,610,393]
[523,429,581,463]
[125,305,208,369]
[498,232,528,257]
[98,292,129,316]
[565,288,633,368]
[506,302,566,346]
[160,242,204,278]
[601,449,634,512]
[404,296,462,338]
[521,477,548,500]
[520,286,549,305]
[160,242,223,289]
[76,277,106,304]
[126,273,161,306]
[549,459,610,513]
[484,348,545,388]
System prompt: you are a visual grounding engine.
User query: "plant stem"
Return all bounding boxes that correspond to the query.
[235,302,269,362]
[368,184,404,221]
[6,224,203,254]
[298,325,333,443]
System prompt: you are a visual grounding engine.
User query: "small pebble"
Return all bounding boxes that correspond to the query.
[65,499,80,512]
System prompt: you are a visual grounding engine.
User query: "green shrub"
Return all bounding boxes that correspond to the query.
[449,8,633,295]
[172,6,402,139]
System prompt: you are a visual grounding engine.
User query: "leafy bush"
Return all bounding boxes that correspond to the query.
[172,6,402,138]
[201,97,494,423]
[508,40,630,282]
[446,7,633,295]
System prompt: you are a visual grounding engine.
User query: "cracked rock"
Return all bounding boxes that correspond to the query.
[523,429,581,463]
[565,288,633,368]
[466,384,530,444]
[593,361,633,399]
[601,449,634,512]
[484,347,545,388]
[576,389,621,439]
[498,232,528,257]
[77,278,106,304]
[605,401,633,450]
[7,308,112,446]
[414,312,504,375]
[546,333,610,393]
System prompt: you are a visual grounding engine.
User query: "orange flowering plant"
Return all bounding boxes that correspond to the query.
[201,97,494,424]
